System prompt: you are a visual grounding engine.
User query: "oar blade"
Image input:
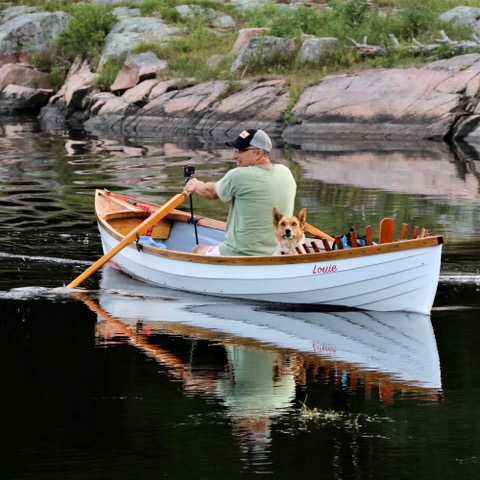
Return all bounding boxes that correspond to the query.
[305,223,335,242]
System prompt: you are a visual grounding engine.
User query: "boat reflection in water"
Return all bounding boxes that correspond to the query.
[90,267,442,456]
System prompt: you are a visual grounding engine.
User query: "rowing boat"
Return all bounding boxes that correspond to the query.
[95,189,444,314]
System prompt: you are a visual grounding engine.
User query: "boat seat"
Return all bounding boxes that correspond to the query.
[150,218,172,240]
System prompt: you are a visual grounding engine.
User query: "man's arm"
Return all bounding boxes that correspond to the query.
[184,178,219,200]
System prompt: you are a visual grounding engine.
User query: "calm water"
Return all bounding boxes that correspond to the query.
[0,117,479,479]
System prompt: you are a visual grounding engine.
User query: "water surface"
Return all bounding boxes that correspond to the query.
[0,118,479,479]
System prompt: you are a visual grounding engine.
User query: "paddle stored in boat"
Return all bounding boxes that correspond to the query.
[95,189,444,314]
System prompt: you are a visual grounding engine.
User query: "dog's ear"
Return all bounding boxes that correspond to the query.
[297,208,307,228]
[272,207,283,226]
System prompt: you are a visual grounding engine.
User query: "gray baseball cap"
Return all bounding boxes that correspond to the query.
[226,129,272,152]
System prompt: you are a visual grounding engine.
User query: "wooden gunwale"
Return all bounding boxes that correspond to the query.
[97,215,444,266]
[96,189,444,266]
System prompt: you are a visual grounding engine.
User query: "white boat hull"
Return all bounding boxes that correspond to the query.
[98,222,442,314]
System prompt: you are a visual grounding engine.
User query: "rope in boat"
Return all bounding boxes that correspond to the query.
[105,190,156,236]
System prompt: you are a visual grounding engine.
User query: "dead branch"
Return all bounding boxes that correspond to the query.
[347,36,385,56]
[349,31,480,58]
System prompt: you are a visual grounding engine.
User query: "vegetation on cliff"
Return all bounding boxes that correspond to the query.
[12,0,480,99]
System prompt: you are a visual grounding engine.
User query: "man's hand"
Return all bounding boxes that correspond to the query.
[183,178,218,200]
[183,177,200,195]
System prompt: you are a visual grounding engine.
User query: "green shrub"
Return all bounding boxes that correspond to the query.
[94,57,123,92]
[54,4,116,69]
[270,5,326,38]
[133,19,235,81]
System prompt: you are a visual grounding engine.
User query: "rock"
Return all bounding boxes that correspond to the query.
[213,15,236,30]
[230,28,269,55]
[99,16,179,67]
[0,84,52,113]
[0,6,39,23]
[140,80,228,116]
[283,54,480,142]
[97,96,129,115]
[148,80,178,101]
[230,0,271,11]
[173,5,235,29]
[84,78,289,138]
[85,80,288,138]
[175,5,215,20]
[0,63,51,90]
[439,6,480,33]
[122,78,158,105]
[299,38,339,64]
[213,79,287,119]
[64,61,97,109]
[90,91,116,115]
[231,36,297,73]
[0,8,71,56]
[110,52,168,93]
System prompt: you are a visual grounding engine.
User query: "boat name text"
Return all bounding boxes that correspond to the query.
[312,264,337,275]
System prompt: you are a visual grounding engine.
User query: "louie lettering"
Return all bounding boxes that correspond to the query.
[312,264,337,275]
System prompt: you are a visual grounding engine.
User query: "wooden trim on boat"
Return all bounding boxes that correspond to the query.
[98,213,443,266]
[96,189,444,266]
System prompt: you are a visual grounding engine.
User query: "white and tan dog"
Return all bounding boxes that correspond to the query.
[272,207,307,255]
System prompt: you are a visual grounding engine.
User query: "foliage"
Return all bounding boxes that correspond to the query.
[9,0,480,91]
[133,19,235,82]
[30,3,116,83]
[94,57,123,92]
[54,4,116,68]
[139,0,235,23]
[16,0,85,10]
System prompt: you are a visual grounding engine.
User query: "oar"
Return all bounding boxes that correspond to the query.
[76,293,186,377]
[66,192,187,289]
[306,223,335,242]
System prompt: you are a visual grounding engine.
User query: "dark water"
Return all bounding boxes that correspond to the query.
[1,118,479,479]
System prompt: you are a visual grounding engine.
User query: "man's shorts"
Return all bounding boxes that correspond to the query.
[205,245,221,256]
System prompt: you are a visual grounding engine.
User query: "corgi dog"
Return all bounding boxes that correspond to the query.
[272,207,307,255]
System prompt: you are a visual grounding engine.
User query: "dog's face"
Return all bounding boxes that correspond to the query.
[272,208,307,253]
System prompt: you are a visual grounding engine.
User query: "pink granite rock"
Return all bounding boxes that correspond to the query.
[110,52,168,93]
[0,63,51,90]
[64,61,96,108]
[284,54,480,141]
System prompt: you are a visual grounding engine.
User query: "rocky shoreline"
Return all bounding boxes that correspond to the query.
[33,53,480,147]
[1,3,480,146]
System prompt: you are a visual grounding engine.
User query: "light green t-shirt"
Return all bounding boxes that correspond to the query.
[216,164,296,256]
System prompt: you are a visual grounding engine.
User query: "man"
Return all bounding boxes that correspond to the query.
[183,129,296,256]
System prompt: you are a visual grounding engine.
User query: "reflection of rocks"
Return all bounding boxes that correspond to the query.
[292,141,480,200]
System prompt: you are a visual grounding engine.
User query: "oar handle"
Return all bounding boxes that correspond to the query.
[306,223,335,242]
[66,193,187,289]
